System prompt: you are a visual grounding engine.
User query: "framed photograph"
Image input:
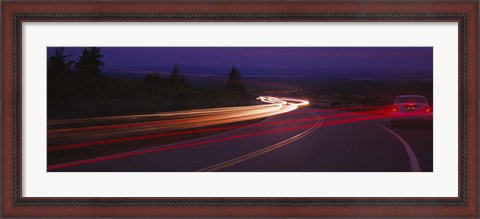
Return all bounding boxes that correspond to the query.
[2,0,478,217]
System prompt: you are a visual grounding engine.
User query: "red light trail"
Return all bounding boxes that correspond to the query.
[47,96,427,171]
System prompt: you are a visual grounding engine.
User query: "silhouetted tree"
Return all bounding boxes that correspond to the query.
[226,65,245,92]
[47,48,75,116]
[47,48,74,76]
[143,72,163,93]
[168,64,186,86]
[74,47,104,77]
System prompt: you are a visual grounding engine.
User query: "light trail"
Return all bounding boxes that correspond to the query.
[47,110,360,150]
[47,97,430,171]
[48,104,283,135]
[47,110,392,170]
[48,108,389,151]
[47,107,398,170]
[48,104,278,126]
[48,96,310,145]
[47,121,320,171]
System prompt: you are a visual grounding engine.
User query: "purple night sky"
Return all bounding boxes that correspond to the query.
[47,47,433,78]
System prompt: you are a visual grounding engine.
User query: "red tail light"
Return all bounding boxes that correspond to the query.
[424,106,432,113]
[392,106,398,112]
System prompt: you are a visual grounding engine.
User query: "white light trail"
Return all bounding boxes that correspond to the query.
[48,96,310,145]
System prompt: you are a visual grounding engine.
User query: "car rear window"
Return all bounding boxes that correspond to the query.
[396,96,427,104]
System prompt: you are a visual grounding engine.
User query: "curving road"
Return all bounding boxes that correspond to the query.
[48,97,433,172]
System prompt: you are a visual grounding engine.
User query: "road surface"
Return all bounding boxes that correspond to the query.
[48,100,433,172]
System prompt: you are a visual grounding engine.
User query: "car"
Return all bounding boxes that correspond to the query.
[390,95,433,127]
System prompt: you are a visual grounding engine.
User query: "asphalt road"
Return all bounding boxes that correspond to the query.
[49,106,433,172]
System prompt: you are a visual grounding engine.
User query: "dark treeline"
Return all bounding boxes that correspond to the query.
[47,47,251,119]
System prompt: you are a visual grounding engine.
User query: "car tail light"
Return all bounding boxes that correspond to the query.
[425,106,432,113]
[392,106,398,112]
